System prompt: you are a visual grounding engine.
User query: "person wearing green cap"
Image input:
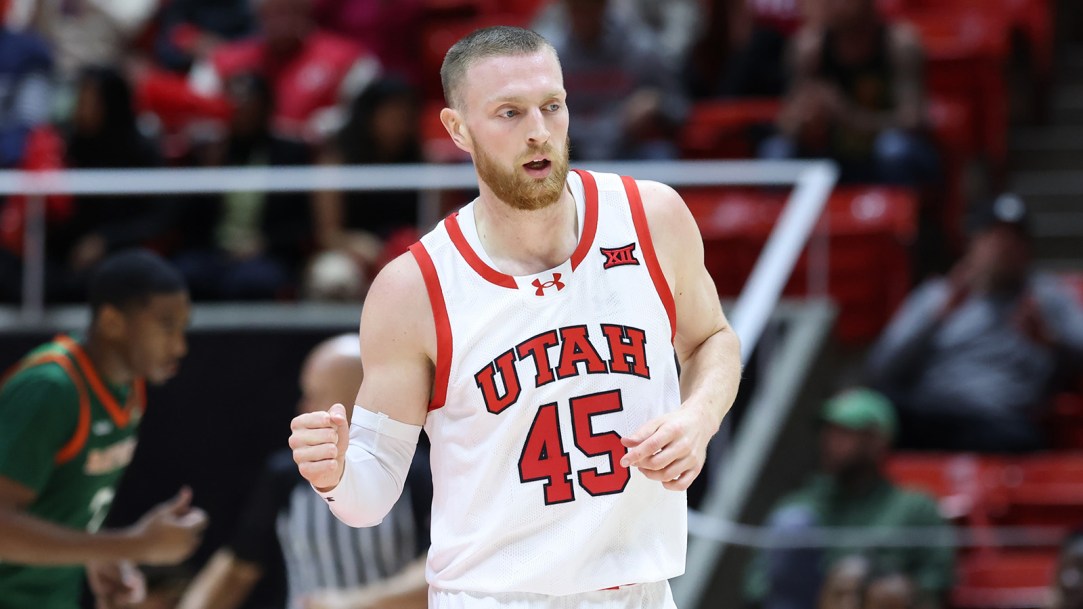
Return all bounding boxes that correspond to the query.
[743,388,955,609]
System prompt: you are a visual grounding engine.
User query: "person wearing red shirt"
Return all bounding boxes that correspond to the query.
[188,0,380,143]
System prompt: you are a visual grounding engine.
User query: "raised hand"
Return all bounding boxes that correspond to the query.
[127,486,208,565]
[290,403,350,491]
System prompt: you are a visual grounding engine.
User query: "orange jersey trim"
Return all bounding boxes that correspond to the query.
[13,352,93,465]
[54,335,144,427]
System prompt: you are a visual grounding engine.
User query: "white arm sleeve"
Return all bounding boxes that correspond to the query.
[315,407,422,527]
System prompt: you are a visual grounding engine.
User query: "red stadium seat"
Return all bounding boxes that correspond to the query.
[421,0,487,18]
[0,127,74,256]
[683,186,917,343]
[420,14,532,101]
[902,7,1011,167]
[498,0,548,20]
[880,0,1053,83]
[991,455,1083,529]
[678,99,782,159]
[885,453,1006,526]
[952,551,1058,609]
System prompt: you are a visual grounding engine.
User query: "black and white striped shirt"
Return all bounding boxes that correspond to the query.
[231,447,431,609]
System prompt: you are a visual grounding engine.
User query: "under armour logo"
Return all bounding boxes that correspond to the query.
[531,273,565,296]
[600,243,640,269]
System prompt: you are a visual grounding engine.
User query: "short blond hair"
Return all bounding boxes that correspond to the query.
[440,25,557,109]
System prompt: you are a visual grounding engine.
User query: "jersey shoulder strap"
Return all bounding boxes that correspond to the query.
[1,337,92,465]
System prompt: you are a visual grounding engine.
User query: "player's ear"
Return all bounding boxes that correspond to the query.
[440,107,472,153]
[96,303,128,340]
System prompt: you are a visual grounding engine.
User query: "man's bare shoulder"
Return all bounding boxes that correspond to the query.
[368,251,427,301]
[634,179,700,245]
[633,179,704,291]
[357,251,436,425]
[361,252,434,354]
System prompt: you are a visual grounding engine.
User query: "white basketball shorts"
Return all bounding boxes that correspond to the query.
[428,581,678,609]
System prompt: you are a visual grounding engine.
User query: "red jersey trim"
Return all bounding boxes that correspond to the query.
[569,168,599,270]
[444,212,518,289]
[17,352,92,465]
[442,168,601,289]
[621,176,677,342]
[55,335,144,428]
[409,242,453,411]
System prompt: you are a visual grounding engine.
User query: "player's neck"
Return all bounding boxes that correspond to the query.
[83,331,134,386]
[474,185,578,276]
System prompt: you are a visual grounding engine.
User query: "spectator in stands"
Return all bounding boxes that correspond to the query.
[188,0,381,144]
[307,77,422,301]
[0,24,53,168]
[171,73,313,301]
[533,0,689,160]
[29,0,157,81]
[177,333,429,609]
[820,555,871,609]
[534,0,703,69]
[312,0,425,87]
[1052,531,1083,609]
[758,0,938,186]
[744,388,954,609]
[46,66,172,302]
[0,23,54,302]
[714,0,824,98]
[154,0,255,74]
[862,571,917,609]
[867,194,1083,452]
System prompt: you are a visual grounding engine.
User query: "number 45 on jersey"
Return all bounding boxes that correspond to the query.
[519,389,630,505]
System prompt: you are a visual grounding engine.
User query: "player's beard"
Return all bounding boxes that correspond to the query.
[474,139,570,211]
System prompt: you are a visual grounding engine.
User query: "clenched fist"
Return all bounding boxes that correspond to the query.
[290,403,350,491]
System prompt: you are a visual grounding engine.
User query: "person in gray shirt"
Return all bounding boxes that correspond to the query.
[532,0,690,161]
[867,194,1083,452]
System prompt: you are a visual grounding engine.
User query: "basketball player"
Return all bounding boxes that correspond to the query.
[289,26,742,608]
[0,249,207,609]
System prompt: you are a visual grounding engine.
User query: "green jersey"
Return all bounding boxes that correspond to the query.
[744,474,956,604]
[0,335,145,609]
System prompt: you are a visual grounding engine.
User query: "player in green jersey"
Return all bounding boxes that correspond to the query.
[0,249,208,609]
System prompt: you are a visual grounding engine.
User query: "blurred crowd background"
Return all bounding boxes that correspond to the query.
[2,0,1083,608]
[0,0,1076,307]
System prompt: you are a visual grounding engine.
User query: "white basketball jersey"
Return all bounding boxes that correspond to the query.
[409,170,686,596]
